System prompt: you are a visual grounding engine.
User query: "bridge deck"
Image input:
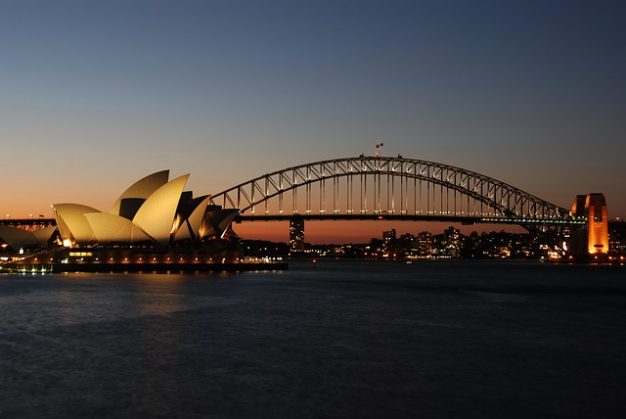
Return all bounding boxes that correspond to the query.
[237,214,586,226]
[1,215,586,229]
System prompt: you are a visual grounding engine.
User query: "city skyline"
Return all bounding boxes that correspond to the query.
[2,0,625,243]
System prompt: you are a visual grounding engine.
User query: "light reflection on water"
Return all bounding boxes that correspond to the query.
[1,261,625,418]
[0,272,240,334]
[1,261,624,333]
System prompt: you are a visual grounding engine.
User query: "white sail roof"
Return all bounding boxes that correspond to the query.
[84,213,151,244]
[109,170,169,216]
[52,204,100,244]
[45,170,238,248]
[0,226,38,250]
[133,174,189,246]
[175,196,210,241]
[32,226,57,245]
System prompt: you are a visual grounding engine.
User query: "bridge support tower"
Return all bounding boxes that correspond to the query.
[569,193,609,258]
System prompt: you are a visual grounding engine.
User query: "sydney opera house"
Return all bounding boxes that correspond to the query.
[0,171,259,272]
[52,170,237,248]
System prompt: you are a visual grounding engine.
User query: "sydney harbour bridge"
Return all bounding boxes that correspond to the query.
[4,155,589,233]
[208,156,585,229]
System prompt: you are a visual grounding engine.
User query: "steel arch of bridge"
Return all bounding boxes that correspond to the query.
[210,156,575,225]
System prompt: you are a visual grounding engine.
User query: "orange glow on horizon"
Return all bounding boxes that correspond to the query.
[233,220,526,244]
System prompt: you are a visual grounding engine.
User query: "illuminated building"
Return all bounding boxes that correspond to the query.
[0,171,238,253]
[289,218,305,252]
[417,232,433,256]
[383,229,396,243]
[51,170,238,248]
[0,170,260,271]
[443,226,462,258]
[609,221,626,254]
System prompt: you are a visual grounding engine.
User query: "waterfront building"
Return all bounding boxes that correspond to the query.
[289,218,305,252]
[443,227,462,258]
[417,232,433,256]
[383,229,396,243]
[609,221,626,254]
[51,170,237,248]
[0,170,239,256]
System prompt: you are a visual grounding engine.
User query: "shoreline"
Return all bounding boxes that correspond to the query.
[0,261,288,274]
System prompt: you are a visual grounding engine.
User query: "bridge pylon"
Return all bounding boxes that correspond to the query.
[569,193,609,257]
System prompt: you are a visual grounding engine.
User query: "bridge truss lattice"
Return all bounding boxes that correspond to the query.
[210,156,579,226]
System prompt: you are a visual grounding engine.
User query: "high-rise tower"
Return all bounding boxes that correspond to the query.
[289,218,305,253]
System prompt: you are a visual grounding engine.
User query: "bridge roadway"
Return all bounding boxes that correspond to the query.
[237,213,587,226]
[2,215,587,229]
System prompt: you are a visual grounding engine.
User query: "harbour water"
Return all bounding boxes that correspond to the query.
[1,260,625,418]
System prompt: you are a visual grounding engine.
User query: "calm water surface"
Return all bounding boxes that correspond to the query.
[1,260,625,418]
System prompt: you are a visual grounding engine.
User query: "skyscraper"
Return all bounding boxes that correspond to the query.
[289,218,305,252]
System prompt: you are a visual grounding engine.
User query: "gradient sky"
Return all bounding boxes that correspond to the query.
[1,0,624,242]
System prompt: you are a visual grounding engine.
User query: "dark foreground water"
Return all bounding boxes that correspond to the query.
[1,260,625,418]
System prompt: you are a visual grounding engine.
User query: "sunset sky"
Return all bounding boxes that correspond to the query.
[1,0,624,243]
